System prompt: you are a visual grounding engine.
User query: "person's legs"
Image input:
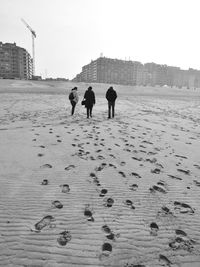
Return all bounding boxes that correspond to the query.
[89,105,93,117]
[108,102,111,118]
[71,101,76,115]
[112,101,115,118]
[86,107,90,118]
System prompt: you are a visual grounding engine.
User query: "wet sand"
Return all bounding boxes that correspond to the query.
[0,80,200,266]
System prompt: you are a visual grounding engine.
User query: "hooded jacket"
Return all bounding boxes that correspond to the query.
[106,87,117,102]
[84,88,95,107]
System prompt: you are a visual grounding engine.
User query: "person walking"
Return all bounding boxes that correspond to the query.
[69,87,79,115]
[106,86,117,118]
[83,86,96,118]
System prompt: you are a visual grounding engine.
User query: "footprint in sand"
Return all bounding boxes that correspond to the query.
[132,156,142,161]
[89,173,101,186]
[194,180,200,187]
[93,177,101,186]
[146,158,157,163]
[40,163,52,168]
[41,179,49,185]
[104,198,114,208]
[108,163,117,169]
[177,168,190,175]
[151,168,161,174]
[90,172,96,178]
[64,165,75,171]
[95,163,107,172]
[115,143,120,147]
[157,180,167,187]
[101,242,112,256]
[150,222,159,236]
[160,206,173,215]
[119,171,126,177]
[60,184,70,193]
[109,154,116,158]
[194,164,200,170]
[52,200,63,209]
[102,224,111,234]
[150,185,167,194]
[84,206,94,222]
[57,230,72,246]
[129,184,138,191]
[97,155,105,160]
[175,154,187,159]
[34,215,56,231]
[99,189,108,197]
[168,174,182,180]
[174,201,194,214]
[38,153,44,157]
[148,151,157,156]
[102,224,119,240]
[130,172,141,178]
[169,233,195,251]
[159,254,172,266]
[175,229,187,236]
[124,199,135,210]
[124,148,131,152]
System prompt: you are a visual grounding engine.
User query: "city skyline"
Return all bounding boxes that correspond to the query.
[1,0,200,79]
[73,56,200,88]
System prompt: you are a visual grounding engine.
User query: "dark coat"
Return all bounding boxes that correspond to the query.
[106,88,117,102]
[84,89,96,107]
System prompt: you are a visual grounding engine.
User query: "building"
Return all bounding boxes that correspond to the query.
[73,57,144,86]
[0,42,32,79]
[73,56,200,88]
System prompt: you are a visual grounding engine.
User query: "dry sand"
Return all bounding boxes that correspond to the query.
[0,80,200,267]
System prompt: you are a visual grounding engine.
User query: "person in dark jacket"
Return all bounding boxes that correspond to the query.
[83,86,96,118]
[106,86,117,118]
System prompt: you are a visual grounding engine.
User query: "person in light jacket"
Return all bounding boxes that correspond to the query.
[69,87,79,115]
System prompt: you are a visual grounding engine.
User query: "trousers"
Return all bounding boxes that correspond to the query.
[86,105,93,118]
[70,100,76,115]
[108,101,115,118]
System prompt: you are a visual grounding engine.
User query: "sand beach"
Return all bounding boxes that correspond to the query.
[0,80,200,267]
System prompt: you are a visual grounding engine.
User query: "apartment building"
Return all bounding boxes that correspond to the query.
[73,57,144,86]
[0,42,32,79]
[73,56,200,88]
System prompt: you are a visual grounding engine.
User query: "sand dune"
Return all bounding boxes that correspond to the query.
[0,79,200,98]
[0,80,200,266]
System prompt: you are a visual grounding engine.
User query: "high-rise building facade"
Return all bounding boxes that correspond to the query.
[73,57,144,86]
[0,42,32,79]
[73,57,200,88]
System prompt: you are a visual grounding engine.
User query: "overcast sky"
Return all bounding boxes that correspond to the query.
[1,0,200,79]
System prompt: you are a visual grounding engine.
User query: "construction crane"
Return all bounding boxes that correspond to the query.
[21,18,36,76]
